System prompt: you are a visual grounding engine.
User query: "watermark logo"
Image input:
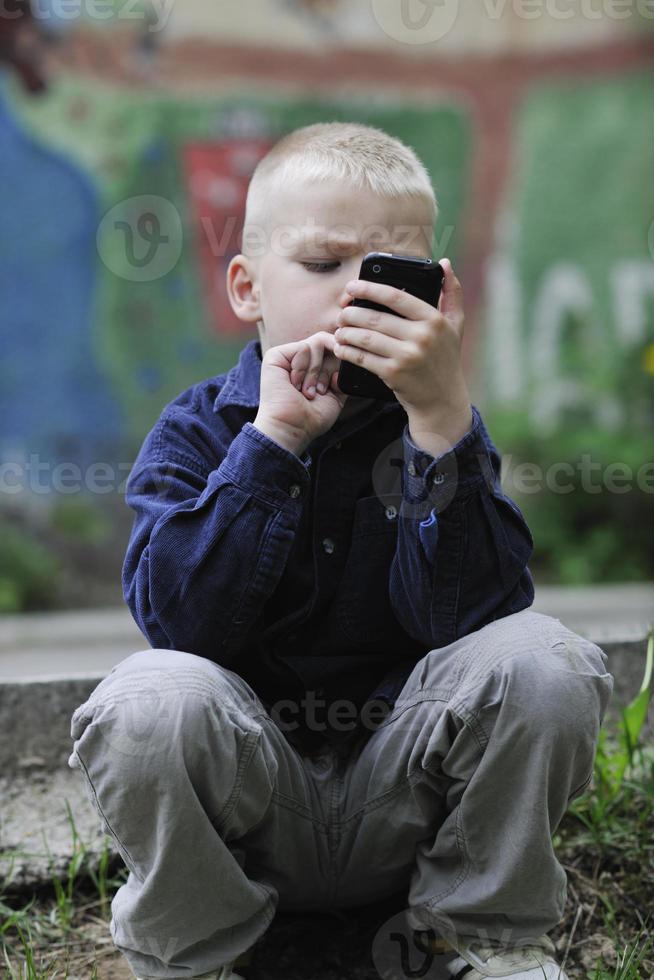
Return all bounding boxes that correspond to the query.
[372,906,556,979]
[96,194,182,282]
[371,907,459,978]
[370,0,654,45]
[371,436,460,521]
[371,0,460,45]
[86,683,173,759]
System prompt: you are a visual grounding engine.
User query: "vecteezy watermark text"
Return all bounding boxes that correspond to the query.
[268,692,392,734]
[371,0,654,47]
[0,0,175,31]
[0,457,182,497]
[95,194,448,282]
[1,451,652,498]
[500,453,654,495]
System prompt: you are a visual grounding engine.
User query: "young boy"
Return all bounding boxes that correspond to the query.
[69,122,613,980]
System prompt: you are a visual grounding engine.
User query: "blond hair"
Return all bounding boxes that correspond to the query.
[241,121,438,256]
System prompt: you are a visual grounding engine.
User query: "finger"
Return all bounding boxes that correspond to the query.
[290,346,310,391]
[345,279,416,319]
[301,332,340,397]
[335,323,400,360]
[330,369,343,393]
[337,303,406,339]
[438,257,464,319]
[302,343,325,398]
[316,362,332,394]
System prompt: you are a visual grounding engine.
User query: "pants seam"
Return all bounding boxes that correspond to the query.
[375,689,455,735]
[71,749,141,879]
[340,770,423,825]
[213,729,262,831]
[270,790,328,827]
[425,802,471,909]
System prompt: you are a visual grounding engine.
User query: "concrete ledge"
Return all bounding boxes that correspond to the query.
[0,675,106,772]
[0,637,650,775]
[0,766,109,890]
[1,636,650,891]
[1,590,651,890]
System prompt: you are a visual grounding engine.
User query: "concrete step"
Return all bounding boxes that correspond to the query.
[1,586,652,891]
[0,766,110,891]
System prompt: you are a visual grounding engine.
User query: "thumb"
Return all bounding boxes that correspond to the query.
[438,258,464,321]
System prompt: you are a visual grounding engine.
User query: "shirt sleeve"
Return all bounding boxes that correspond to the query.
[122,416,313,665]
[389,404,535,649]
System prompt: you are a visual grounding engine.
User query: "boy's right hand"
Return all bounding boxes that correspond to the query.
[253,330,350,457]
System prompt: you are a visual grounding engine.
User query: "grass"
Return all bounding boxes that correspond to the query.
[1,635,652,979]
[549,631,654,979]
[0,813,129,980]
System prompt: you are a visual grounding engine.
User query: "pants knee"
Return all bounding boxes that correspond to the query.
[501,627,614,742]
[69,648,260,777]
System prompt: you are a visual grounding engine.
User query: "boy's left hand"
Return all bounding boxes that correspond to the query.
[334,257,473,451]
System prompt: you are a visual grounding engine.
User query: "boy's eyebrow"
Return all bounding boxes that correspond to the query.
[297,234,362,253]
[296,234,417,256]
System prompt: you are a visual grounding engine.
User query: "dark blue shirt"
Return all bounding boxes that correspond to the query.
[122,339,534,754]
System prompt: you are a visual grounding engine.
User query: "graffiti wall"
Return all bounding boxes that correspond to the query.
[1,72,470,470]
[0,9,652,588]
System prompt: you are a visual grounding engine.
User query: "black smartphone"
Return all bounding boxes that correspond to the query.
[336,252,444,402]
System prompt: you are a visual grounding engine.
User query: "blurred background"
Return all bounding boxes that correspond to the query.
[1,0,653,613]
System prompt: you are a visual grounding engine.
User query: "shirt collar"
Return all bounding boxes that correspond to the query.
[212,338,263,413]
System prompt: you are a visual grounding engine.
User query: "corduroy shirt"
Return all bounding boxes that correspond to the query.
[122,339,535,754]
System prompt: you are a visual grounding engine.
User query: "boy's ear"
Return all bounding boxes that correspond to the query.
[226,254,261,323]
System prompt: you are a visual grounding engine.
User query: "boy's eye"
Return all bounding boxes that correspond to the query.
[301,261,340,273]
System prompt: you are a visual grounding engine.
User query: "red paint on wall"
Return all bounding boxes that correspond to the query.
[181,139,274,336]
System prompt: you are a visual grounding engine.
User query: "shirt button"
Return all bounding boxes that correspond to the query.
[288,484,301,498]
[407,461,417,477]
[385,505,398,520]
[432,473,446,486]
[322,537,335,555]
[334,441,342,450]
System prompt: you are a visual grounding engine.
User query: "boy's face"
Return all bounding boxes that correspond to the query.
[227,179,434,416]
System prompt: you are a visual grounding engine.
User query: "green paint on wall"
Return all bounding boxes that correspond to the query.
[483,70,654,439]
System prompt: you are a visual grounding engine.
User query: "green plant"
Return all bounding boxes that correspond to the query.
[587,927,653,979]
[0,802,126,977]
[486,405,654,585]
[0,515,60,613]
[595,632,653,801]
[565,630,653,850]
[48,499,111,545]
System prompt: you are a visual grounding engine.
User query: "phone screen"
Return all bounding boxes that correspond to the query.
[336,252,444,402]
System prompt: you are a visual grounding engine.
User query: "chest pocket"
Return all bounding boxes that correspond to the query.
[332,494,407,648]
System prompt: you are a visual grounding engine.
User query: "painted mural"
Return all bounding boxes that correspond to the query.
[0,28,652,589]
[1,72,469,468]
